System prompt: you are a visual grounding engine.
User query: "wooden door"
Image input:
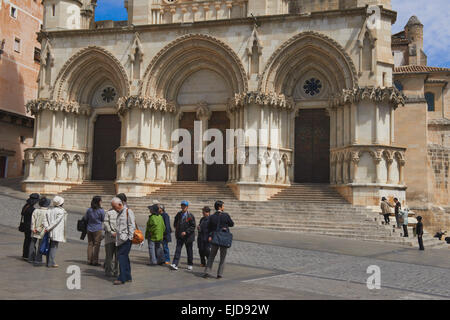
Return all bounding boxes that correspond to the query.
[207,111,229,181]
[0,156,6,178]
[294,109,330,183]
[177,112,198,181]
[91,115,121,180]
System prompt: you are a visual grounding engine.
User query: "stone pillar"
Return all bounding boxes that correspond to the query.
[374,156,382,183]
[50,111,56,147]
[398,160,405,185]
[386,158,393,184]
[350,156,359,183]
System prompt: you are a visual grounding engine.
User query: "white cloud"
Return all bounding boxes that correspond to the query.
[392,0,450,67]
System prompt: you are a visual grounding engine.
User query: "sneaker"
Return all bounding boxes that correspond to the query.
[113,280,124,285]
[164,262,170,265]
[217,275,223,279]
[187,265,193,271]
[169,264,178,270]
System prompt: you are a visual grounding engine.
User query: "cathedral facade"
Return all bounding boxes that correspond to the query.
[23,0,408,205]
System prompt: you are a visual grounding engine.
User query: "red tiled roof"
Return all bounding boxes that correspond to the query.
[394,65,450,74]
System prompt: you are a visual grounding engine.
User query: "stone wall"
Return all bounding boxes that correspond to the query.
[427,145,450,206]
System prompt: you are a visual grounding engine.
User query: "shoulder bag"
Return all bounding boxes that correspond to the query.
[211,213,233,248]
[127,209,144,244]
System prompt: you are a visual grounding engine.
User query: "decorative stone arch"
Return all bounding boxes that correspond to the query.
[52,46,130,104]
[259,31,358,97]
[139,34,248,100]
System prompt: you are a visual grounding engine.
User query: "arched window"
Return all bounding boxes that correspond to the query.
[394,80,403,92]
[425,92,435,112]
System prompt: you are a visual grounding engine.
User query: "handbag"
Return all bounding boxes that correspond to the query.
[19,204,30,233]
[39,232,50,256]
[77,218,87,233]
[127,209,144,245]
[211,213,233,248]
[19,215,26,233]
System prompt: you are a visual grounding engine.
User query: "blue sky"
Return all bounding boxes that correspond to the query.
[95,0,449,67]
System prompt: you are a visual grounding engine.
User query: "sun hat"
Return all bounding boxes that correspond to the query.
[52,196,65,207]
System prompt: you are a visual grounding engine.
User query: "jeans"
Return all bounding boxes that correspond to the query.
[163,240,170,263]
[205,244,228,277]
[104,242,118,276]
[87,230,103,265]
[383,214,390,224]
[198,240,211,265]
[172,238,193,267]
[29,237,44,265]
[47,240,59,266]
[23,230,32,259]
[148,240,162,265]
[117,240,132,283]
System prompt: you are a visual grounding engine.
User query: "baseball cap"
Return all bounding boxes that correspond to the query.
[181,200,189,206]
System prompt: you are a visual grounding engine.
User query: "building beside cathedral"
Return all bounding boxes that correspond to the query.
[23,0,446,217]
[392,16,449,229]
[0,0,43,178]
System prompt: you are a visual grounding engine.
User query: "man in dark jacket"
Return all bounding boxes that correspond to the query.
[416,216,424,250]
[20,193,40,260]
[170,201,196,271]
[197,206,211,267]
[203,200,234,279]
[160,204,172,265]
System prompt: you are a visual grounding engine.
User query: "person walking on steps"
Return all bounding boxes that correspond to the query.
[380,197,394,225]
[394,198,402,229]
[170,201,196,271]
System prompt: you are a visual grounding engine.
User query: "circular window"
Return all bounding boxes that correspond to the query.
[101,87,116,103]
[164,0,177,4]
[303,78,322,96]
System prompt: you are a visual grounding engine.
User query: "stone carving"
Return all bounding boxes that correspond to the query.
[329,87,407,108]
[117,95,177,114]
[229,91,294,111]
[52,46,130,101]
[26,99,91,116]
[139,33,248,96]
[259,31,358,93]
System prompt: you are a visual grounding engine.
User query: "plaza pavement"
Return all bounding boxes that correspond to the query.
[0,191,449,300]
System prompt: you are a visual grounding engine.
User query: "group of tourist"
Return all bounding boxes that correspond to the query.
[380,197,424,250]
[20,193,68,267]
[19,192,234,285]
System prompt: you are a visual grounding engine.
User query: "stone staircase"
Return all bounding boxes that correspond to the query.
[46,181,449,249]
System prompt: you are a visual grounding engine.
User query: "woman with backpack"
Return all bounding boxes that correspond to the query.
[84,196,105,266]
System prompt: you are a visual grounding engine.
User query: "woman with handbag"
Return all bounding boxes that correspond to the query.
[203,200,234,279]
[20,193,40,261]
[85,196,105,266]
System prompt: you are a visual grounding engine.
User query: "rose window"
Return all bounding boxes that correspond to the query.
[101,87,116,103]
[303,78,322,96]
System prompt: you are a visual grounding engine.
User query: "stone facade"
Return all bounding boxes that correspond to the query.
[23,0,408,204]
